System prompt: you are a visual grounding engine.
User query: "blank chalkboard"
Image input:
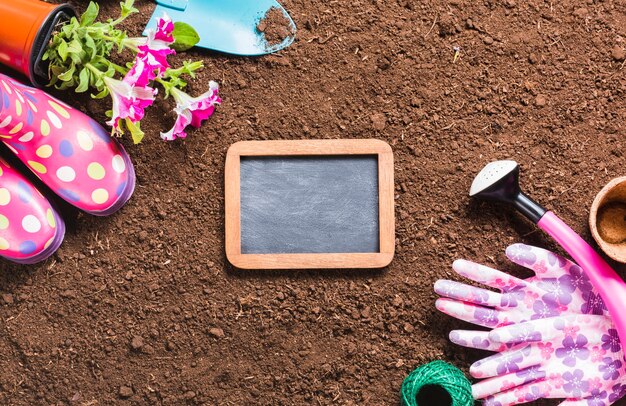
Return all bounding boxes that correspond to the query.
[225,140,395,269]
[240,156,380,254]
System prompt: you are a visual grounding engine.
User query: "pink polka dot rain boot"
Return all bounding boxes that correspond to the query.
[0,157,64,264]
[0,73,135,216]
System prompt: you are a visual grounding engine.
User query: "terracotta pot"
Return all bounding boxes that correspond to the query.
[0,0,75,87]
[589,176,626,263]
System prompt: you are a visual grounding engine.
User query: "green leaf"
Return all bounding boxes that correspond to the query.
[84,34,97,60]
[76,68,90,93]
[171,22,200,52]
[125,119,145,144]
[49,65,66,86]
[120,0,138,19]
[91,88,109,99]
[57,64,76,82]
[80,2,99,27]
[61,18,79,36]
[67,39,83,54]
[58,39,69,62]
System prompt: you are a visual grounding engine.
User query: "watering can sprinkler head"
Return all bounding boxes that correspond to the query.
[470,160,547,224]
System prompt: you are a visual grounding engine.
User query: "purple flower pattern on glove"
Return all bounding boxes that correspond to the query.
[524,384,546,401]
[600,357,622,381]
[602,329,621,353]
[516,365,546,382]
[539,274,576,306]
[506,244,537,266]
[583,291,608,316]
[506,323,542,343]
[495,351,524,375]
[435,243,626,404]
[556,335,590,367]
[471,336,491,350]
[484,397,502,406]
[587,388,608,406]
[569,264,593,295]
[532,299,560,320]
[563,369,589,397]
[474,307,499,328]
[609,383,626,403]
[500,286,525,307]
[546,250,567,268]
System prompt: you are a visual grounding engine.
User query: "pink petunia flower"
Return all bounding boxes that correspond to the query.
[125,57,154,89]
[124,14,175,87]
[103,76,156,132]
[155,13,175,43]
[160,81,221,141]
[127,34,175,86]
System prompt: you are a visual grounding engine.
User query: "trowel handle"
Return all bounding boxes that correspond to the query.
[154,0,187,11]
[538,211,626,345]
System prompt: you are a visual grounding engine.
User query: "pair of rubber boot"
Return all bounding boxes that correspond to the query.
[0,73,135,264]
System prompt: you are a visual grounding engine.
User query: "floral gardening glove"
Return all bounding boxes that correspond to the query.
[434,244,626,406]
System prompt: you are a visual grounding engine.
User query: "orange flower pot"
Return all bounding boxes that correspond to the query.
[0,0,75,87]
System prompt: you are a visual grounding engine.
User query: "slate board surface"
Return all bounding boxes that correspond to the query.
[240,156,380,254]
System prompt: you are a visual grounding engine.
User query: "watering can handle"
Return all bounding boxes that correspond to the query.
[538,211,626,347]
[154,0,188,11]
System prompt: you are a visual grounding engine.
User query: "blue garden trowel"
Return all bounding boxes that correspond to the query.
[144,0,296,56]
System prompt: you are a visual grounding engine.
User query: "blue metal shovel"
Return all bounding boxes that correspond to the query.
[143,0,296,56]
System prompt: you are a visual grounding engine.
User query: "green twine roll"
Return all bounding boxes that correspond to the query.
[400,361,473,406]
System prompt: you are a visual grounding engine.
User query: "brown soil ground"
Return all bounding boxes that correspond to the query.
[1,0,625,405]
[257,7,295,46]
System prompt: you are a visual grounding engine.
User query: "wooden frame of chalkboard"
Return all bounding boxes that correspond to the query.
[225,139,395,269]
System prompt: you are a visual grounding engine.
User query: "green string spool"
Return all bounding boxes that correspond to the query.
[400,361,473,406]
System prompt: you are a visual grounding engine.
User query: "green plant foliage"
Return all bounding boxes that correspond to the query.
[171,22,200,52]
[40,0,210,143]
[43,0,137,95]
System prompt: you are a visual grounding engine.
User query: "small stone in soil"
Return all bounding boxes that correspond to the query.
[119,386,133,398]
[438,14,456,37]
[612,46,625,61]
[208,328,225,338]
[130,336,144,351]
[535,94,547,107]
[371,113,386,131]
[2,293,14,304]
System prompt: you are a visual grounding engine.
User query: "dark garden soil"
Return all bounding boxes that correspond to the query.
[257,7,295,47]
[0,0,625,404]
